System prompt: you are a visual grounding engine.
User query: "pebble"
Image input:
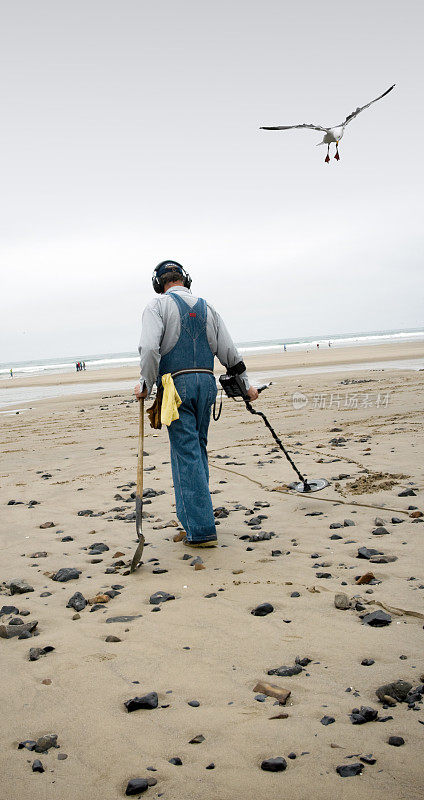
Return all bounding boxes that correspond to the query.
[125,693,158,712]
[334,593,350,610]
[188,700,200,707]
[376,680,412,703]
[261,757,287,772]
[388,736,405,746]
[169,757,182,765]
[105,635,121,642]
[29,646,54,661]
[361,610,392,627]
[52,568,81,582]
[66,592,87,612]
[251,603,274,616]
[125,778,149,795]
[149,591,175,605]
[350,706,378,724]
[0,620,38,639]
[189,734,205,744]
[32,759,44,773]
[106,615,142,623]
[336,763,363,777]
[320,715,335,725]
[361,658,375,666]
[34,734,58,753]
[9,579,34,595]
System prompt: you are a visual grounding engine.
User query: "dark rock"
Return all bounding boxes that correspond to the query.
[261,757,287,772]
[316,572,332,579]
[66,592,87,612]
[320,715,335,725]
[9,579,34,595]
[105,635,121,642]
[106,615,142,623]
[188,700,200,707]
[376,680,412,703]
[290,592,300,598]
[34,734,58,753]
[0,605,20,616]
[149,591,175,605]
[189,734,205,744]
[268,664,303,677]
[361,659,375,666]
[18,740,37,750]
[251,603,274,617]
[369,554,397,564]
[329,522,343,529]
[391,517,404,524]
[32,760,44,773]
[357,547,382,560]
[206,762,215,769]
[336,763,363,777]
[61,536,73,542]
[125,778,149,795]
[52,568,81,582]
[344,519,355,526]
[88,542,110,555]
[350,706,378,724]
[388,736,405,746]
[362,610,391,627]
[125,692,158,712]
[372,527,390,536]
[169,757,182,765]
[29,646,54,661]
[204,593,217,598]
[398,489,416,497]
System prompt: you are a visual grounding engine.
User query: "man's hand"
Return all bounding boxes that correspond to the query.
[247,386,259,402]
[134,383,148,400]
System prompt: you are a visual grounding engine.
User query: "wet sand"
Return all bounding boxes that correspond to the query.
[1,363,423,800]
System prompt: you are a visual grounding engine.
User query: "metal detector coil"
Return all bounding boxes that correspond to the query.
[218,373,329,494]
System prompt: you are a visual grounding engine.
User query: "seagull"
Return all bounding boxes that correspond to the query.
[260,84,395,163]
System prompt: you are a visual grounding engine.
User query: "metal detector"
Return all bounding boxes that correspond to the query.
[218,373,329,494]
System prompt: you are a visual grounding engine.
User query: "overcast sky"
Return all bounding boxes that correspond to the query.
[1,0,423,362]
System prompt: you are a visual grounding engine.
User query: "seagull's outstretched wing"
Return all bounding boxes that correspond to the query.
[260,123,328,132]
[339,84,395,128]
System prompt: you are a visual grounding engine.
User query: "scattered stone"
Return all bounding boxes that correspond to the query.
[52,568,81,582]
[251,603,274,616]
[149,591,175,605]
[261,757,287,772]
[356,573,375,585]
[360,754,376,765]
[29,646,54,661]
[334,593,350,610]
[32,760,44,773]
[29,552,48,559]
[320,715,335,725]
[361,659,375,666]
[350,706,378,724]
[105,635,121,642]
[57,753,68,760]
[0,620,38,639]
[388,736,405,747]
[253,681,291,705]
[9,579,34,595]
[125,693,158,712]
[189,734,205,744]
[18,740,37,751]
[398,489,416,497]
[66,592,87,612]
[268,664,302,677]
[362,610,391,627]
[206,762,215,769]
[372,527,390,536]
[376,680,412,703]
[34,734,58,753]
[125,778,149,795]
[369,554,397,564]
[336,763,363,777]
[39,522,55,529]
[169,757,182,765]
[188,700,200,707]
[357,547,382,560]
[106,615,142,624]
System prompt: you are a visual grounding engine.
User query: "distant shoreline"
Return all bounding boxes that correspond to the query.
[1,340,423,392]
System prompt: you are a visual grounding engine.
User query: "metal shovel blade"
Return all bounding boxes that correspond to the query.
[290,478,329,493]
[130,496,145,572]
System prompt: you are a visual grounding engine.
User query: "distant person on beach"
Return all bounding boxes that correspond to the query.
[83,361,86,370]
[317,343,319,349]
[135,260,258,547]
[328,341,331,347]
[10,368,13,378]
[283,344,286,352]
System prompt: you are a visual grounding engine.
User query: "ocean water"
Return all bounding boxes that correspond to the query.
[1,327,423,380]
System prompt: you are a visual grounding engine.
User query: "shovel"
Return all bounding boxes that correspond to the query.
[130,398,145,572]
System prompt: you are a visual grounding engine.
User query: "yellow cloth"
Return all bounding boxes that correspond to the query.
[161,373,182,426]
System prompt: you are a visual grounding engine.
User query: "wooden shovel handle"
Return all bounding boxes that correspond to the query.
[136,398,144,498]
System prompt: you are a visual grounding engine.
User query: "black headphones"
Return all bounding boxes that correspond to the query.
[152,260,192,294]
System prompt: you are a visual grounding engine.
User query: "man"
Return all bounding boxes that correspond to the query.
[134,260,258,547]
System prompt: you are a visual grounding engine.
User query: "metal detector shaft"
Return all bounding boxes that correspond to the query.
[245,400,308,486]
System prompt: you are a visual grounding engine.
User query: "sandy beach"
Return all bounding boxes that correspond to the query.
[1,356,423,800]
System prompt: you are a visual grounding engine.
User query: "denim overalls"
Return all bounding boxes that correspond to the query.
[158,292,218,543]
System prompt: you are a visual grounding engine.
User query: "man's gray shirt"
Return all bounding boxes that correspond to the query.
[138,286,250,396]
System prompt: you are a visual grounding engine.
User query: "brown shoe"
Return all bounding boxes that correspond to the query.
[182,537,218,548]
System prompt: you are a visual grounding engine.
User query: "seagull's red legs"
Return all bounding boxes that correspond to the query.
[325,144,330,163]
[334,143,340,161]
